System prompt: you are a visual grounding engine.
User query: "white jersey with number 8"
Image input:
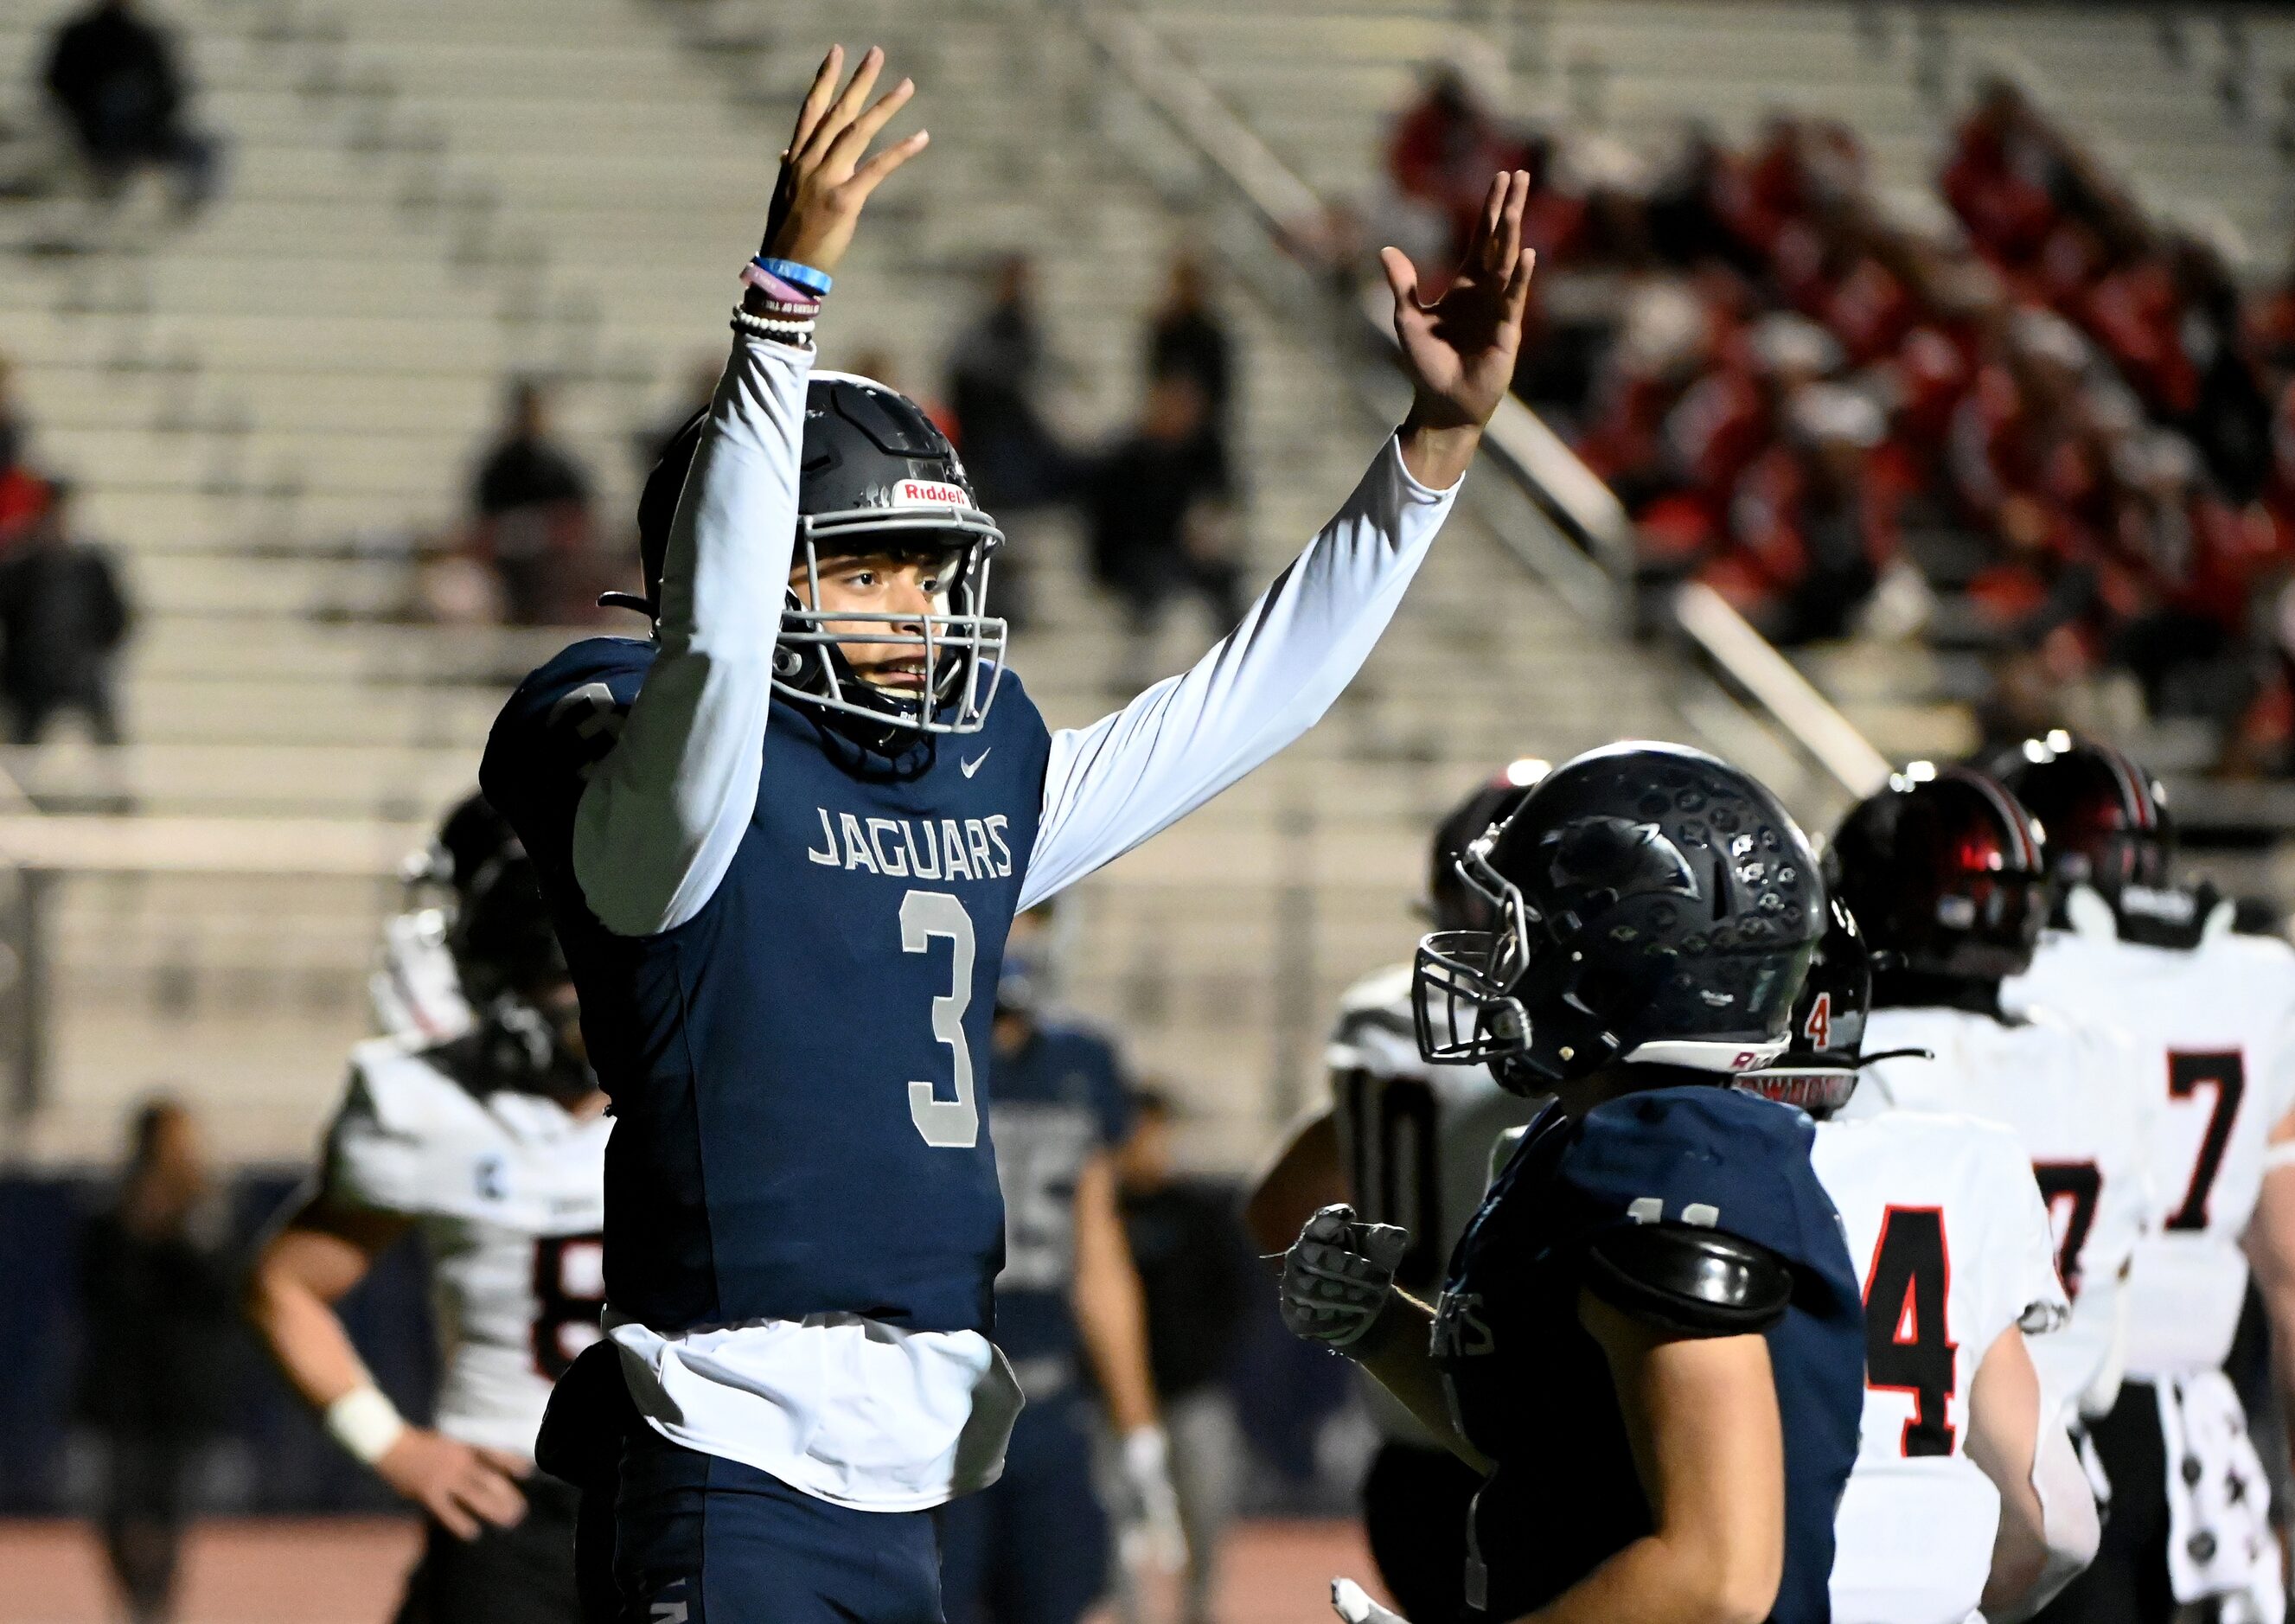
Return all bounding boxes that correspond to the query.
[2005,894,2295,1379]
[1812,1110,2068,1624]
[323,1036,611,1459]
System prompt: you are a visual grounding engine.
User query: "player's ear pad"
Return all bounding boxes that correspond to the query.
[1581,1222,1794,1339]
[534,1339,640,1489]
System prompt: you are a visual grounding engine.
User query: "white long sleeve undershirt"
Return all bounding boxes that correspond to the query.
[568,332,1461,937]
[571,336,810,937]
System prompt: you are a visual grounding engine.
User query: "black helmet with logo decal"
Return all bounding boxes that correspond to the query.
[1414,741,1825,1093]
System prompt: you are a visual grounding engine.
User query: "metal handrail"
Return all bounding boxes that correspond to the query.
[1069,0,1890,801]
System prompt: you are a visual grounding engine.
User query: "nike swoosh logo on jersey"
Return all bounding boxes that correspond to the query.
[961,750,992,777]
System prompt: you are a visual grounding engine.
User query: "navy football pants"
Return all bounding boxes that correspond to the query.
[612,1428,944,1624]
[937,1395,1109,1624]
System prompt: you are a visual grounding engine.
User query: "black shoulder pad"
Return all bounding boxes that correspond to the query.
[1582,1222,1794,1339]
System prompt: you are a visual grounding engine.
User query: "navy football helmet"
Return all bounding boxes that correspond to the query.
[1827,764,2048,986]
[609,373,1007,736]
[1991,730,2177,925]
[1414,742,1825,1092]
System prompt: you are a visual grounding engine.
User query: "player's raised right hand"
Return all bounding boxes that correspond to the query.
[374,1427,530,1540]
[758,44,928,280]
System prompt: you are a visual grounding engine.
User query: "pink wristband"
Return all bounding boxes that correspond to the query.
[740,261,823,311]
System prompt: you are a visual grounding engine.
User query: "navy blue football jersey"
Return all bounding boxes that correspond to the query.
[480,636,1053,1336]
[988,1020,1132,1375]
[1435,1087,1863,1623]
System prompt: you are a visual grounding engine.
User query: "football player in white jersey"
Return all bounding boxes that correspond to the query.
[1827,764,2154,1432]
[1997,732,2295,1624]
[246,847,608,1624]
[1245,764,1544,1622]
[1734,898,2100,1623]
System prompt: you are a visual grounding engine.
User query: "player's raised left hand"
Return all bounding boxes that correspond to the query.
[758,43,929,281]
[1384,170,1536,485]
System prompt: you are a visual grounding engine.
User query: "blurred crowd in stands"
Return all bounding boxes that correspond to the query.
[42,0,220,219]
[1378,63,2295,771]
[5,0,223,226]
[431,246,1242,696]
[0,363,134,747]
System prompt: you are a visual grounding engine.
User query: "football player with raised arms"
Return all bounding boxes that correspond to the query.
[479,45,1535,1624]
[246,847,608,1624]
[1735,900,2100,1623]
[1280,743,1866,1624]
[1826,766,2154,1435]
[1243,762,1545,1624]
[1997,733,2295,1624]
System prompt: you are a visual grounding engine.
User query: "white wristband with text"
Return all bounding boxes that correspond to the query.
[324,1384,408,1466]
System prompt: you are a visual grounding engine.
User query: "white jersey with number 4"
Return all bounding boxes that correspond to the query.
[324,1036,611,1458]
[1812,1110,2068,1624]
[1851,1003,2153,1418]
[1327,964,1541,1442]
[2005,890,2295,1380]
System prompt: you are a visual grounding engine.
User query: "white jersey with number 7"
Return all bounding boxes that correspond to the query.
[1849,1001,2154,1418]
[2005,895,2295,1380]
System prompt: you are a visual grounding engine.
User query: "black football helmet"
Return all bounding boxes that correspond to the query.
[1426,758,1550,933]
[450,847,567,1007]
[1828,764,2048,986]
[608,373,1007,736]
[1414,742,1825,1093]
[1731,898,1928,1116]
[400,790,517,903]
[1991,730,2175,920]
[449,847,592,1102]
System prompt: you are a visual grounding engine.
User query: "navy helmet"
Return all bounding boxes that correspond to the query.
[609,373,1007,736]
[1414,741,1825,1093]
[1828,763,2048,986]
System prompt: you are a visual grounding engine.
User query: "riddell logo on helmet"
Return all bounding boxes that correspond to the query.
[894,479,967,508]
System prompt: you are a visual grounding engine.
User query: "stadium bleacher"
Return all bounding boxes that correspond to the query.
[0,0,1726,1163]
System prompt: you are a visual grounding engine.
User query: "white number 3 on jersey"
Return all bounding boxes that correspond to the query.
[901,890,979,1148]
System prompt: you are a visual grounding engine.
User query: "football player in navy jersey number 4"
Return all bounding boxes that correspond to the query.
[1281,744,1866,1624]
[480,45,1534,1624]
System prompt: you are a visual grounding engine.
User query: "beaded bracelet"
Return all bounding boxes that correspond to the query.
[753,255,832,297]
[731,304,815,345]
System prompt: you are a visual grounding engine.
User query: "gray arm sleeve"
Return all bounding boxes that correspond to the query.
[570,336,812,936]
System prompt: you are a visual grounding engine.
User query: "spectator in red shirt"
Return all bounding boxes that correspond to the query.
[1704,381,1897,643]
[1940,79,2060,269]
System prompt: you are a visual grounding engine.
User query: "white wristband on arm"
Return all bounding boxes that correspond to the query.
[324,1384,408,1465]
